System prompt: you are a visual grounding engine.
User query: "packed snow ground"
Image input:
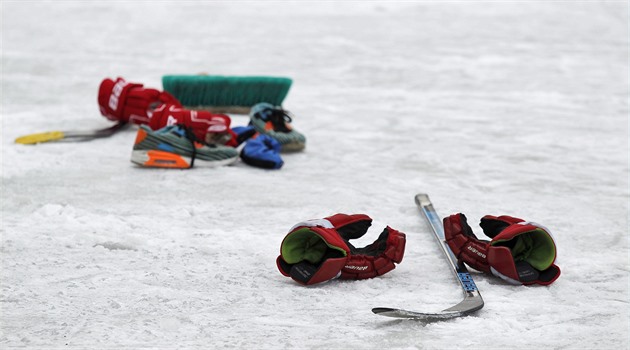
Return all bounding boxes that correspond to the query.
[1,1,628,349]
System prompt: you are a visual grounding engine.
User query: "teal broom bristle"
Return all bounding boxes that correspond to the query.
[162,75,292,110]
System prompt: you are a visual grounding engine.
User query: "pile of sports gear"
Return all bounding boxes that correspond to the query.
[97,76,306,169]
[131,125,239,168]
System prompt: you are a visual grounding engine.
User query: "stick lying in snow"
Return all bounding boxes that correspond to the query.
[371,193,484,320]
[15,122,128,144]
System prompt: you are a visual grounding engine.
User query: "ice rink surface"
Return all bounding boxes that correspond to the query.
[2,1,628,348]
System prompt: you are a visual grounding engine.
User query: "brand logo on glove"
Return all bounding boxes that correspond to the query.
[344,265,368,271]
[207,117,229,133]
[166,115,178,126]
[108,79,128,111]
[467,246,487,259]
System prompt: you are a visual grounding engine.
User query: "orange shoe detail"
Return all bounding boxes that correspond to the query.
[144,150,191,168]
[134,128,148,145]
[264,120,292,131]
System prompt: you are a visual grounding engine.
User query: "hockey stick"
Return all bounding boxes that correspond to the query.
[15,122,128,145]
[372,193,484,320]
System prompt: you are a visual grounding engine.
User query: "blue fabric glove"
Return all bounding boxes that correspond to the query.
[240,134,284,169]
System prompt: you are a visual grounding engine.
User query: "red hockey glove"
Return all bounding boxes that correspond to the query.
[149,104,238,146]
[444,213,560,286]
[98,77,181,124]
[276,214,406,285]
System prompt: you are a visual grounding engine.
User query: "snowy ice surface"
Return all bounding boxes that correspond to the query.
[1,1,628,349]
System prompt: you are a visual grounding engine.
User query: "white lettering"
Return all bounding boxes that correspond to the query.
[167,115,178,126]
[344,265,368,271]
[108,79,128,111]
[108,95,119,110]
[467,246,486,259]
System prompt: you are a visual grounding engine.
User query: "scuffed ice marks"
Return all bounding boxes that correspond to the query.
[26,203,146,250]
[93,242,137,251]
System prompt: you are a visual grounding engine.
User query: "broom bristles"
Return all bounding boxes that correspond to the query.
[162,75,292,113]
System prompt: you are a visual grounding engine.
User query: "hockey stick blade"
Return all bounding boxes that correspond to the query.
[372,193,483,320]
[372,298,482,320]
[15,122,128,144]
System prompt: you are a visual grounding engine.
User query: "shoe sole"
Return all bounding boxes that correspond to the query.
[280,142,305,152]
[131,150,237,168]
[250,128,306,152]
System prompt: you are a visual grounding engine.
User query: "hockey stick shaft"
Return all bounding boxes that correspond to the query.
[371,194,483,319]
[416,193,481,294]
[15,122,128,145]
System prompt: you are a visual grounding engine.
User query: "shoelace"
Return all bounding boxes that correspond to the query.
[177,124,201,169]
[262,108,293,133]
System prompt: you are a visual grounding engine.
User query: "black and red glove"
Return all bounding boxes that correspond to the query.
[98,77,181,124]
[444,213,560,286]
[277,214,406,285]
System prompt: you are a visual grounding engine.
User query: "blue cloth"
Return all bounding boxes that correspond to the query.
[240,134,284,169]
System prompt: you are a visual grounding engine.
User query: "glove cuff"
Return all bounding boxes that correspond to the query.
[277,226,349,285]
[488,220,560,285]
[277,255,347,285]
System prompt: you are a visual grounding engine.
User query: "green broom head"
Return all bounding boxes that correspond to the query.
[162,75,292,113]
